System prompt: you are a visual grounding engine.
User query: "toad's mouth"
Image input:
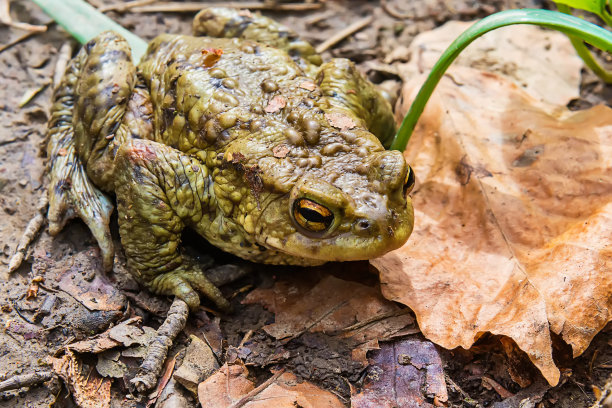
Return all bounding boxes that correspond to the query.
[256,222,412,263]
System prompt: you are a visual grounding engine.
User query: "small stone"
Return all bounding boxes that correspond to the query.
[18,179,28,187]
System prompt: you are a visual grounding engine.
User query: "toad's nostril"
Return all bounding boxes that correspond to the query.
[358,220,370,230]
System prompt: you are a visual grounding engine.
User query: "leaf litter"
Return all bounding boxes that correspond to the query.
[1,2,610,407]
[373,21,612,386]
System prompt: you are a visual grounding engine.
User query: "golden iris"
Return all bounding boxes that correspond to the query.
[293,198,334,232]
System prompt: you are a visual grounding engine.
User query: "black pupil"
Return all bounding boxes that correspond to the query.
[405,167,415,188]
[299,206,332,225]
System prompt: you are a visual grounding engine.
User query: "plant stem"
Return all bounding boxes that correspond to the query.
[30,0,148,62]
[557,3,612,83]
[391,8,612,151]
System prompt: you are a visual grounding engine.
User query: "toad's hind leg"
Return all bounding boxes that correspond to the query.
[192,7,321,73]
[47,31,137,271]
[114,139,229,311]
[316,58,397,148]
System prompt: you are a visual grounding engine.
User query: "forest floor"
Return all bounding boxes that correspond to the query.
[0,0,610,407]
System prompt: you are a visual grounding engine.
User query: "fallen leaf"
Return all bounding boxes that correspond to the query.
[325,112,356,130]
[66,317,142,353]
[201,48,223,68]
[373,65,612,385]
[243,275,414,365]
[198,363,255,408]
[198,364,344,408]
[50,350,111,408]
[272,144,290,158]
[96,350,126,378]
[264,95,286,113]
[351,339,448,407]
[56,249,126,312]
[395,20,582,106]
[299,81,316,91]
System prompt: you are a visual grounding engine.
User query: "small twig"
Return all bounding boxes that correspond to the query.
[339,308,412,333]
[53,42,73,89]
[281,300,348,344]
[129,2,322,13]
[0,370,54,392]
[131,297,189,393]
[0,0,47,32]
[380,0,412,20]
[98,0,156,13]
[482,376,514,399]
[238,330,254,348]
[229,369,285,408]
[315,15,373,53]
[8,194,48,274]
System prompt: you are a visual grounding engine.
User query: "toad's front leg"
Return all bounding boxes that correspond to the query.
[114,139,229,311]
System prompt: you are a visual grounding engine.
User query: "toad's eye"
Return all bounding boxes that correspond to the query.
[404,165,415,195]
[293,198,334,233]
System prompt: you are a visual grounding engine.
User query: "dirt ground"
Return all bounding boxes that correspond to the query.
[0,0,610,407]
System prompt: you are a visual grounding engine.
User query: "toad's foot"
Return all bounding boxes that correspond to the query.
[147,265,230,311]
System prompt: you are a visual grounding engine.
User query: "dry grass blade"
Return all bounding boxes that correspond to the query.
[130,1,322,13]
[315,15,373,53]
[98,0,156,13]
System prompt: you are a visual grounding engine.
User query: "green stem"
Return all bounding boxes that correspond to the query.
[557,4,612,83]
[31,0,148,62]
[391,9,612,151]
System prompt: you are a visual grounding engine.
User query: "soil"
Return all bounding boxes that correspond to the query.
[0,1,610,407]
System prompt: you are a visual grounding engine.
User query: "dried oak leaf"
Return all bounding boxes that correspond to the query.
[372,66,612,386]
[198,363,254,408]
[264,95,286,113]
[49,350,111,408]
[351,339,448,408]
[243,275,414,365]
[395,21,582,106]
[198,364,344,408]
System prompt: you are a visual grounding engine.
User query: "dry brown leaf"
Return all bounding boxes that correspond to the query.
[351,339,448,408]
[201,48,223,68]
[56,250,126,311]
[50,350,111,408]
[243,275,414,365]
[325,112,356,130]
[299,81,316,91]
[264,95,286,113]
[395,20,582,106]
[198,363,255,407]
[372,66,612,386]
[66,317,141,353]
[198,364,344,408]
[272,144,289,158]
